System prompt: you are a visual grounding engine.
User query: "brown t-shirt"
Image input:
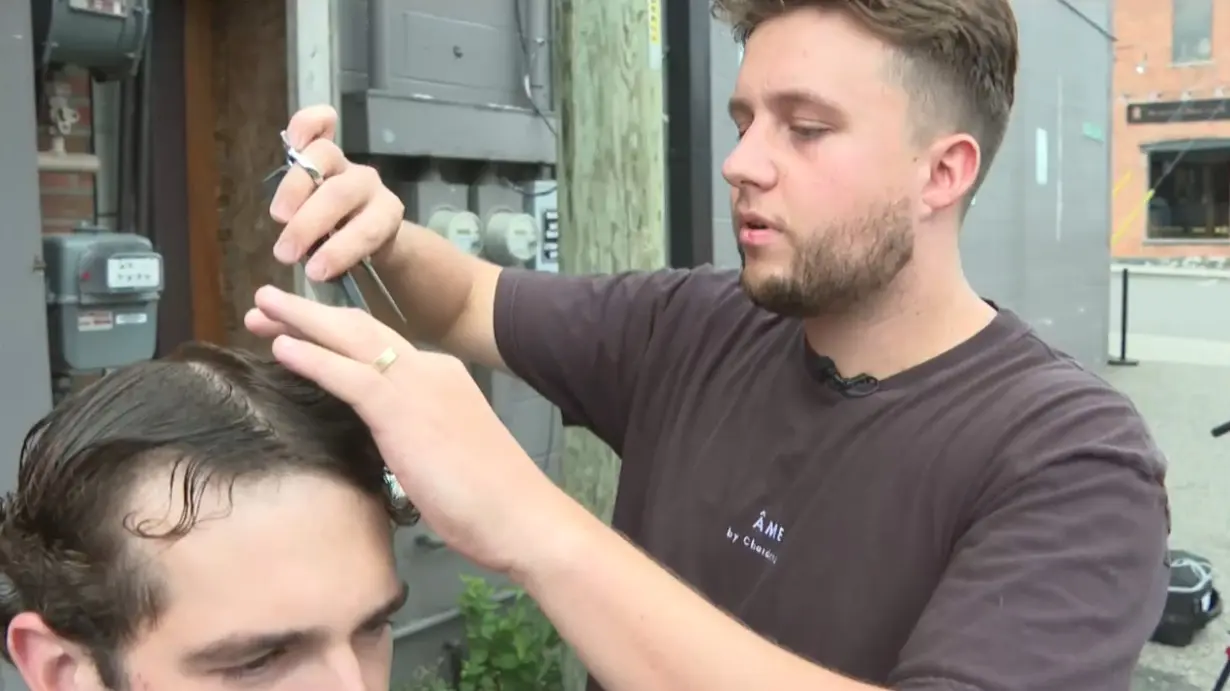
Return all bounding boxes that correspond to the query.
[493,266,1170,691]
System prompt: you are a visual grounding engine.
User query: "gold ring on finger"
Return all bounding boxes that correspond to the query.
[371,347,399,374]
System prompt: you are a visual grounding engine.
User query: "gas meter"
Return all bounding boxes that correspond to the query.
[31,0,152,81]
[43,226,163,373]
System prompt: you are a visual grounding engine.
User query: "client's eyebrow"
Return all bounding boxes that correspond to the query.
[180,581,409,671]
[361,581,409,631]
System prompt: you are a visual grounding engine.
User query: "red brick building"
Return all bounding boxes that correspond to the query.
[1113,0,1229,258]
[37,68,95,235]
[1116,0,1230,256]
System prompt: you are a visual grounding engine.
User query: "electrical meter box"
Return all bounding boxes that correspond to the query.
[43,228,163,373]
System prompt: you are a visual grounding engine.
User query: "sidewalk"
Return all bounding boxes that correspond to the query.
[1105,359,1230,691]
[1109,333,1230,368]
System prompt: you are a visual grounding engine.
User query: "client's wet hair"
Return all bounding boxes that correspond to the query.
[0,342,417,688]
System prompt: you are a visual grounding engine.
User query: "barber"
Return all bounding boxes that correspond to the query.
[249,12,1167,682]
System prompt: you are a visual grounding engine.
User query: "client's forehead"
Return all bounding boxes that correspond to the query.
[123,471,399,649]
[123,463,335,536]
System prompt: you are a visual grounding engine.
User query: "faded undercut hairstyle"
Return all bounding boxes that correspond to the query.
[712,0,1019,200]
[0,343,418,689]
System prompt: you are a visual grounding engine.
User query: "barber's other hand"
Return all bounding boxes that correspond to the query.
[245,286,570,576]
[271,105,404,281]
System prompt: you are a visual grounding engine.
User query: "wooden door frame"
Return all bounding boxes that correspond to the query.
[181,0,226,344]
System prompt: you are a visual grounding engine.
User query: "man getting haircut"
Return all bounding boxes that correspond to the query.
[0,342,417,691]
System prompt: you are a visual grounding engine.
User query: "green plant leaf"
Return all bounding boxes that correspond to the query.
[447,575,565,690]
[493,652,520,670]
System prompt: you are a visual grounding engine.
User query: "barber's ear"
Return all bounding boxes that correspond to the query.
[919,133,981,216]
[7,612,102,691]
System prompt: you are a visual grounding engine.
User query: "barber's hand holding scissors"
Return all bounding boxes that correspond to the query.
[246,292,578,579]
[249,104,588,580]
[265,106,402,279]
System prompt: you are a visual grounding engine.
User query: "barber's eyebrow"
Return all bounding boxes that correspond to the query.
[180,581,409,671]
[728,89,848,125]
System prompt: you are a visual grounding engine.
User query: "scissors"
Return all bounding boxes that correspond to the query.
[265,132,421,524]
[263,131,409,330]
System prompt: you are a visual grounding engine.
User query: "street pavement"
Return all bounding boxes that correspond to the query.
[1102,359,1230,691]
[1100,267,1230,689]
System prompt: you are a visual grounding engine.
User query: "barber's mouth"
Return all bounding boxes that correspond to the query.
[738,226,779,246]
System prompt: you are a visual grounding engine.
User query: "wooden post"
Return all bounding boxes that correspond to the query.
[552,0,667,688]
[183,0,227,344]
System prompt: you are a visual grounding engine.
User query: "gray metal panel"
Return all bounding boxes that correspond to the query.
[0,2,54,470]
[960,110,1026,313]
[337,0,557,164]
[367,0,551,107]
[340,0,552,106]
[966,0,1113,367]
[341,91,557,163]
[337,0,371,93]
[0,2,52,690]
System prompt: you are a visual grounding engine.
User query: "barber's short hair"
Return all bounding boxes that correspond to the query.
[712,0,1019,198]
[0,342,417,688]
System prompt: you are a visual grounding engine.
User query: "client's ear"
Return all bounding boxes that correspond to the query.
[7,612,102,691]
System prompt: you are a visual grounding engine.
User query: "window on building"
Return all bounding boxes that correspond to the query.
[1147,146,1230,241]
[1172,0,1214,63]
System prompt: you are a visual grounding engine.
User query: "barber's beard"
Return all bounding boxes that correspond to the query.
[739,197,914,319]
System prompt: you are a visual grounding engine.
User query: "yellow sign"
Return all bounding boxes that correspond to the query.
[648,0,661,45]
[647,0,662,70]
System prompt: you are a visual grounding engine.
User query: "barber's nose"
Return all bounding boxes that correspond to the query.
[323,649,369,691]
[722,132,778,190]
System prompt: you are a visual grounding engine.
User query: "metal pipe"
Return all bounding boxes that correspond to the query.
[136,28,154,239]
[391,588,520,641]
[664,0,714,267]
[116,74,135,233]
[1107,267,1138,366]
[1117,267,1129,361]
[37,152,101,173]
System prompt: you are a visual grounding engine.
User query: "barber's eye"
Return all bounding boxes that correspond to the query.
[791,126,828,139]
[221,647,287,681]
[358,618,394,637]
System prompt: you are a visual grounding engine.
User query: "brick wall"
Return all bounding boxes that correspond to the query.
[36,67,96,235]
[1112,0,1230,258]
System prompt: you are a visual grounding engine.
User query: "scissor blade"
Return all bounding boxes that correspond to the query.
[306,272,369,311]
[262,164,291,201]
[350,259,410,335]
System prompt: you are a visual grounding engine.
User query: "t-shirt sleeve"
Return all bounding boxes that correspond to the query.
[887,452,1170,691]
[492,267,705,454]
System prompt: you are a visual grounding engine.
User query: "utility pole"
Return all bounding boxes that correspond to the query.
[552,0,666,688]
